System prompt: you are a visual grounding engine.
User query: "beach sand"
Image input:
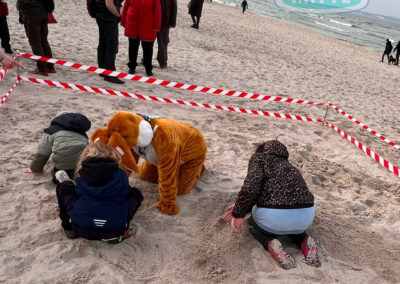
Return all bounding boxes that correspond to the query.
[1,0,400,283]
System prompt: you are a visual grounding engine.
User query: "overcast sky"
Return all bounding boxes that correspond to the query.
[364,0,400,18]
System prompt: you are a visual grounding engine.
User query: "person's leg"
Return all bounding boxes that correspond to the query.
[96,18,107,69]
[142,40,154,76]
[248,216,276,251]
[191,14,196,25]
[24,15,47,72]
[386,53,390,64]
[381,53,385,62]
[157,27,170,67]
[39,15,54,71]
[289,232,308,248]
[56,181,78,231]
[126,187,144,227]
[128,37,140,73]
[396,53,400,65]
[0,16,11,52]
[103,21,119,71]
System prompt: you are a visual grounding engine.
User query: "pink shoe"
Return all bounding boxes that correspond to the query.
[268,239,296,270]
[301,236,321,267]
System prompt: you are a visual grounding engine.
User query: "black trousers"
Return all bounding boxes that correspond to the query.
[0,16,11,51]
[157,27,170,67]
[248,216,308,251]
[96,18,119,71]
[396,52,400,65]
[381,52,390,63]
[128,38,154,74]
[23,14,54,72]
[191,15,200,25]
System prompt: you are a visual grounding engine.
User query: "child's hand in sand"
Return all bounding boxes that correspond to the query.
[231,218,244,233]
[24,168,32,173]
[224,204,235,222]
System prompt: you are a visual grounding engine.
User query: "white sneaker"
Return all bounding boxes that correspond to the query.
[55,170,73,183]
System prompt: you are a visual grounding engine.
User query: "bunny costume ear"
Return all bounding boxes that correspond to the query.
[108,131,139,176]
[90,127,109,144]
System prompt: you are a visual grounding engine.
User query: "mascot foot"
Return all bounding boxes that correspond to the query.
[156,201,179,215]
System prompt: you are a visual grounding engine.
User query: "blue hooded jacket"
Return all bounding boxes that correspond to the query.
[70,158,130,230]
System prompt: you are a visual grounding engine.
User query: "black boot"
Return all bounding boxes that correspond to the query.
[104,76,125,84]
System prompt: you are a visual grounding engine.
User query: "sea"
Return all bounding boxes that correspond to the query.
[214,0,400,52]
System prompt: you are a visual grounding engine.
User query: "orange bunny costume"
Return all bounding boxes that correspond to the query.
[91,111,207,215]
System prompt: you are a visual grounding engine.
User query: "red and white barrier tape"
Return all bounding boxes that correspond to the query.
[18,75,400,178]
[19,53,327,106]
[0,68,7,81]
[18,76,322,123]
[325,120,399,177]
[329,103,400,151]
[0,79,21,106]
[20,53,400,154]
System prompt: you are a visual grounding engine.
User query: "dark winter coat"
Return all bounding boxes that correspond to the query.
[188,0,204,18]
[160,0,177,28]
[232,141,314,218]
[0,2,8,17]
[17,0,54,16]
[30,113,91,172]
[70,158,131,231]
[394,42,400,55]
[96,0,124,22]
[385,41,393,54]
[121,0,161,41]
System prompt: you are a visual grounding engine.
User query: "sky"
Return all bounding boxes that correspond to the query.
[364,0,400,18]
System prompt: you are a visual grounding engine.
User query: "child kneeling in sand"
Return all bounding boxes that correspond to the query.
[224,140,320,269]
[27,111,91,184]
[55,142,143,243]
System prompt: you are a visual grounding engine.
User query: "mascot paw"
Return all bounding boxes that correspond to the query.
[156,201,179,215]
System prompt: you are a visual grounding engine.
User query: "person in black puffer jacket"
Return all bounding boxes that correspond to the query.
[224,140,321,270]
[55,142,143,243]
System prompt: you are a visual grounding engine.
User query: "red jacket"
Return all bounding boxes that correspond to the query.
[121,0,161,42]
[0,2,9,17]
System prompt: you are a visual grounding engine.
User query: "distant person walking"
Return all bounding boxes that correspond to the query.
[17,0,55,76]
[121,0,161,76]
[241,0,248,14]
[157,0,177,70]
[0,0,12,54]
[96,0,125,85]
[381,39,393,64]
[188,0,204,29]
[393,40,400,65]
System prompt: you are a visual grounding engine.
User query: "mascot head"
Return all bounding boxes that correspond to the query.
[107,111,153,148]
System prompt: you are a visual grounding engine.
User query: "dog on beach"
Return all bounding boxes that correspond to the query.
[389,55,397,64]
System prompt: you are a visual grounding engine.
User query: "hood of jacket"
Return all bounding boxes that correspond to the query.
[76,157,130,198]
[258,140,289,159]
[44,113,91,137]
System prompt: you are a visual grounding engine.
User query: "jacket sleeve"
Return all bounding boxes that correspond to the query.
[30,134,53,172]
[232,152,265,218]
[120,0,129,27]
[153,0,161,31]
[170,0,177,28]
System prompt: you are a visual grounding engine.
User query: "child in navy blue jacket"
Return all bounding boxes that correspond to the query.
[55,142,143,243]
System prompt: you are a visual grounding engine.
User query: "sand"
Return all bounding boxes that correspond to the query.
[1,0,400,283]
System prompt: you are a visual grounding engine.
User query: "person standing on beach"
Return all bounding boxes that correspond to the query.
[241,0,248,14]
[96,0,125,85]
[393,40,400,65]
[188,0,204,29]
[17,0,55,76]
[121,0,161,76]
[381,39,393,63]
[0,0,12,55]
[157,0,177,70]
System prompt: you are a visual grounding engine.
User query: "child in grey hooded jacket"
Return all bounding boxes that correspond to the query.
[28,111,91,184]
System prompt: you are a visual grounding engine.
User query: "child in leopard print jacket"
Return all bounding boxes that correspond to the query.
[224,140,321,270]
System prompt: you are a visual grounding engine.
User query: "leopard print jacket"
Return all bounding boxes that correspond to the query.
[232,141,314,218]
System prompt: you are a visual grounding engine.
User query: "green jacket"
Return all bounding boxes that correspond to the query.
[30,130,89,172]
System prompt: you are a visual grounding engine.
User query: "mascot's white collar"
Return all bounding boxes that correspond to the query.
[136,119,154,147]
